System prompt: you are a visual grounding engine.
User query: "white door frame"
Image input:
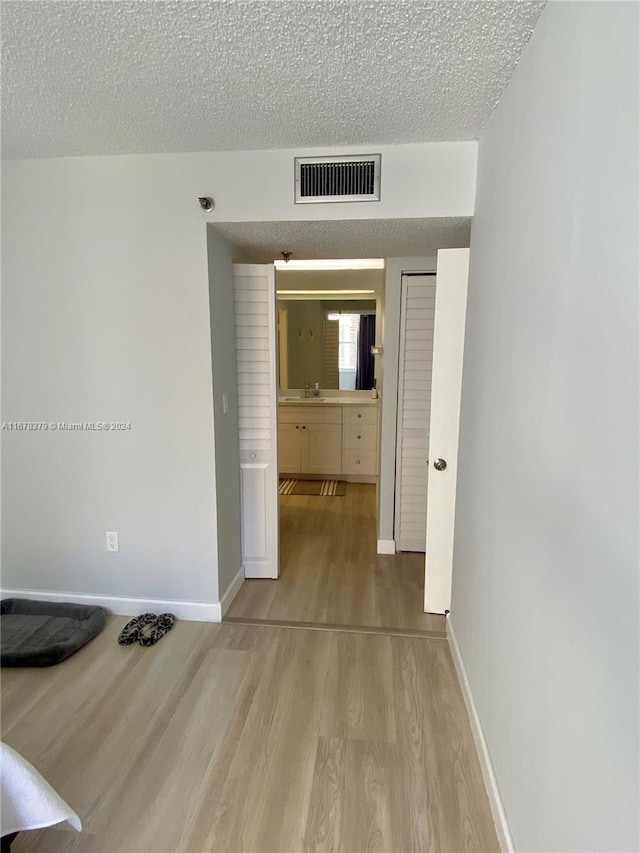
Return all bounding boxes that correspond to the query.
[225,240,468,606]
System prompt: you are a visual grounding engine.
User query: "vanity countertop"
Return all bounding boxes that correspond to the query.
[278,396,379,407]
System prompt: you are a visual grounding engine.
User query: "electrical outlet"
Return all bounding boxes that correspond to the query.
[106,531,119,552]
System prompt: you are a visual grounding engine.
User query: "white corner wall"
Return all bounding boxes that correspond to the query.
[451,4,639,851]
[1,142,475,614]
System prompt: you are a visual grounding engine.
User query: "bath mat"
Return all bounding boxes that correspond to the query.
[279,478,346,496]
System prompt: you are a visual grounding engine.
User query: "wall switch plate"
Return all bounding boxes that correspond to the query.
[222,392,229,414]
[106,531,119,552]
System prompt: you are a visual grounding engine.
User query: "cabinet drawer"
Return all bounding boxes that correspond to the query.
[278,405,342,425]
[342,406,378,425]
[342,449,377,476]
[342,423,377,451]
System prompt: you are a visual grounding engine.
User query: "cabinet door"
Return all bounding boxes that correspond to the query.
[303,423,342,474]
[278,422,302,473]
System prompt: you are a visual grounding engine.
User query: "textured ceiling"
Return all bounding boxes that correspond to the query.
[2,1,544,159]
[213,217,472,262]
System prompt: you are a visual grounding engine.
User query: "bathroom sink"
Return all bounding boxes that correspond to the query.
[283,396,326,402]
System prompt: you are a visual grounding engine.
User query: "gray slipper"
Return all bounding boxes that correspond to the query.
[138,613,176,646]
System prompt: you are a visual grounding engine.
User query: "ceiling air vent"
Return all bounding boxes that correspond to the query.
[295,154,381,204]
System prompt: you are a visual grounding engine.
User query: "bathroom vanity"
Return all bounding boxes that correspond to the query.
[278,398,379,482]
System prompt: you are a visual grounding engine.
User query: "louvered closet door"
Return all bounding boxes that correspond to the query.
[394,274,436,552]
[234,264,279,578]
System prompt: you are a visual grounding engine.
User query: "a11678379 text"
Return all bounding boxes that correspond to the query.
[1,421,132,431]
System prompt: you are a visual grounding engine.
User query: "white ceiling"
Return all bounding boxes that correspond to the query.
[213,217,472,262]
[1,1,544,160]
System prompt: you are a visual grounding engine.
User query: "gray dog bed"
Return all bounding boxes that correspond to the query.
[1,598,107,667]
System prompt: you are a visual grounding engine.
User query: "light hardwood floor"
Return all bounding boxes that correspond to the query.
[227,483,445,634]
[1,617,499,853]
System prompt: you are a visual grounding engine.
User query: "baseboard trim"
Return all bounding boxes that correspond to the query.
[220,566,245,618]
[376,539,396,555]
[448,618,514,853]
[0,587,222,623]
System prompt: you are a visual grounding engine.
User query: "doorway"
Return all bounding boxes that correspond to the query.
[224,258,445,634]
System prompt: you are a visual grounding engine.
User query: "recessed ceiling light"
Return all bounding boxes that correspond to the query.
[274,258,385,271]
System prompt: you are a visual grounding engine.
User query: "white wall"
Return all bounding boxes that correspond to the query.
[451,3,639,851]
[169,142,475,223]
[1,157,219,607]
[1,142,474,611]
[206,227,243,600]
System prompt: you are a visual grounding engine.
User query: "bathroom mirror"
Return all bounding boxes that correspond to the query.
[277,299,376,391]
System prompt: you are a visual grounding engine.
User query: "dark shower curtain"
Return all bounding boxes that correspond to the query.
[355,314,376,390]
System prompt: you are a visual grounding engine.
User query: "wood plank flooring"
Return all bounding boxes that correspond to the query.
[1,617,499,853]
[227,483,445,634]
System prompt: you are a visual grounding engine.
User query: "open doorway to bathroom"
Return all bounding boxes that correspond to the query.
[224,258,444,634]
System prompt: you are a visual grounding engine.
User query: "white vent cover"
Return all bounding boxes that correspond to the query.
[295,154,381,204]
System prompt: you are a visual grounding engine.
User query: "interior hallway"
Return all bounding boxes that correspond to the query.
[226,483,445,635]
[2,616,498,852]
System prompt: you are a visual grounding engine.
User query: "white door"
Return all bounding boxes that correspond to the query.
[234,264,279,578]
[424,249,470,613]
[394,274,437,551]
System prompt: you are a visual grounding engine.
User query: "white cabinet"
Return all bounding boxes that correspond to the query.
[305,423,342,473]
[278,403,379,481]
[278,406,342,475]
[278,422,303,474]
[342,406,378,477]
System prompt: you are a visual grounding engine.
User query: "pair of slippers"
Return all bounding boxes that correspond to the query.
[117,613,175,647]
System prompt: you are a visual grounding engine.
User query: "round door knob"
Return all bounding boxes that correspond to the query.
[295,425,299,429]
[302,425,306,430]
[433,458,447,471]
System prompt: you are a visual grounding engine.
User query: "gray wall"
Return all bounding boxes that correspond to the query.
[206,227,243,599]
[451,3,639,851]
